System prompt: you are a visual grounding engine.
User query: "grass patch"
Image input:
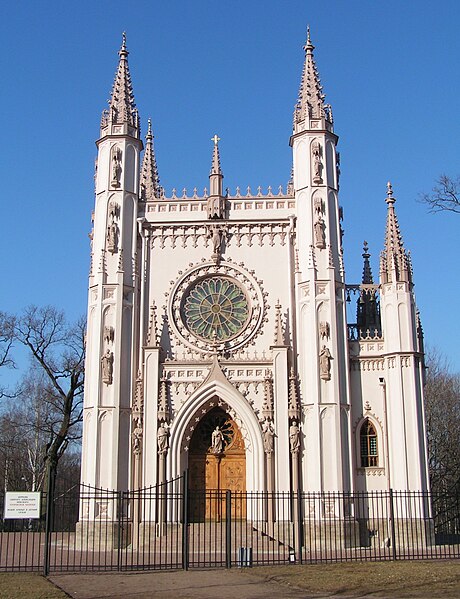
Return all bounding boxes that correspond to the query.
[254,560,460,597]
[0,573,67,599]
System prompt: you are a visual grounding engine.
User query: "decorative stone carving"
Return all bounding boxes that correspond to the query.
[101,349,114,385]
[207,224,226,262]
[107,219,119,254]
[319,345,332,380]
[314,196,323,215]
[262,419,275,454]
[104,325,114,344]
[157,420,169,455]
[158,377,169,422]
[289,420,301,454]
[314,216,326,249]
[111,147,122,188]
[132,415,142,455]
[108,201,120,220]
[262,371,274,420]
[319,321,330,340]
[207,195,225,220]
[312,141,323,184]
[288,368,300,420]
[211,426,224,454]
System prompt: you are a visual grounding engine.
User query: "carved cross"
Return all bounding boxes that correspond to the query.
[211,134,220,146]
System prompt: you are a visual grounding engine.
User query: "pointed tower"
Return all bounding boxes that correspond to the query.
[357,242,381,337]
[81,34,143,499]
[207,134,225,219]
[378,183,429,492]
[140,119,161,201]
[290,29,351,493]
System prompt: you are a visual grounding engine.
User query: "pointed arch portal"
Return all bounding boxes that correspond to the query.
[188,406,246,521]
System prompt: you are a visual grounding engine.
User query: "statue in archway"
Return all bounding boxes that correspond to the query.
[211,425,224,454]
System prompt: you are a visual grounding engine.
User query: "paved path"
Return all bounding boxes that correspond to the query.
[50,569,315,599]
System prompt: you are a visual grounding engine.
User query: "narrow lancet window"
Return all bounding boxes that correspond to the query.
[360,419,378,467]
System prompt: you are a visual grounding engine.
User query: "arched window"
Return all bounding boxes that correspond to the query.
[360,419,378,467]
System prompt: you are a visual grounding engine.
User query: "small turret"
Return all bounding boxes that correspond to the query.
[140,119,161,201]
[100,33,140,138]
[357,241,381,336]
[379,182,412,284]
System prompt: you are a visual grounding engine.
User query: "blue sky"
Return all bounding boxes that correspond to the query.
[1,1,459,373]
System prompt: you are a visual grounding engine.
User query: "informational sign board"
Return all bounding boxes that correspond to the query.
[4,492,41,519]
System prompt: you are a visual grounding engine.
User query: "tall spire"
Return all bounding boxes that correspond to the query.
[101,33,140,135]
[380,182,412,284]
[293,26,332,133]
[210,134,222,176]
[357,242,380,336]
[361,241,374,284]
[140,119,161,201]
[207,134,225,218]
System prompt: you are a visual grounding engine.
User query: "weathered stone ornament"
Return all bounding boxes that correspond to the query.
[107,219,119,254]
[314,216,326,249]
[319,345,332,380]
[101,349,114,385]
[262,419,275,454]
[111,147,122,187]
[157,420,169,455]
[289,420,301,453]
[319,321,330,340]
[312,140,323,184]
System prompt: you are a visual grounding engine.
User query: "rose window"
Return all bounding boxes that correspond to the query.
[183,277,249,341]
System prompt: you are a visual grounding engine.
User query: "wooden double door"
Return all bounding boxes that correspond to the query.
[188,407,246,521]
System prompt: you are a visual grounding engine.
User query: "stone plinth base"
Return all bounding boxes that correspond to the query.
[358,518,435,549]
[75,520,132,551]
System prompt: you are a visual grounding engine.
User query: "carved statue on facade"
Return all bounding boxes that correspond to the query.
[319,345,332,380]
[101,349,114,385]
[314,216,326,249]
[157,421,169,455]
[207,224,226,261]
[211,426,224,454]
[289,420,301,453]
[132,416,143,455]
[111,148,122,188]
[312,141,323,184]
[107,219,119,254]
[262,419,275,454]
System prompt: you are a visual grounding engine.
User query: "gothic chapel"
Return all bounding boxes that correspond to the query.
[81,32,429,509]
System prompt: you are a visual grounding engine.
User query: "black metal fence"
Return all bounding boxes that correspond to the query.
[0,478,459,573]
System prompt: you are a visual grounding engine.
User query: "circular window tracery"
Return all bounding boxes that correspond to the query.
[184,277,249,341]
[168,260,266,354]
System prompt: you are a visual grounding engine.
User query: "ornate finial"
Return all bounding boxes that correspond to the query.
[386,181,395,205]
[273,301,285,346]
[119,32,128,58]
[146,118,153,141]
[304,25,314,52]
[211,134,220,147]
[363,240,369,255]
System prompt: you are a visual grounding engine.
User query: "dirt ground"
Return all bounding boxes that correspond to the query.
[0,560,458,599]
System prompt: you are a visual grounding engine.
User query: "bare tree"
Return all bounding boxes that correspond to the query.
[12,306,85,490]
[420,174,460,214]
[424,348,460,496]
[0,312,16,398]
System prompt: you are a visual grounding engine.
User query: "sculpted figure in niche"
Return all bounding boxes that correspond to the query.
[157,421,169,455]
[312,141,323,184]
[211,426,224,454]
[132,416,143,455]
[314,216,326,249]
[111,148,122,187]
[207,224,225,260]
[262,419,275,454]
[101,349,114,385]
[319,321,330,340]
[289,420,301,453]
[319,345,332,380]
[107,220,119,253]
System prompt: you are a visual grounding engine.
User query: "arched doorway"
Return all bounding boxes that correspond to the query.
[188,406,246,520]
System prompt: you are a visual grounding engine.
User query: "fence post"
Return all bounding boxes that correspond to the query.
[43,463,56,577]
[389,488,397,560]
[225,490,232,568]
[296,489,303,564]
[117,491,123,571]
[182,470,189,570]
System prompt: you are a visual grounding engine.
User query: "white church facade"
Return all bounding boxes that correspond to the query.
[80,33,430,514]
